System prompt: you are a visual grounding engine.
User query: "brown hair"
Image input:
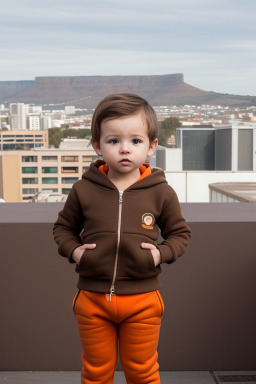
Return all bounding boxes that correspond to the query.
[91,93,158,143]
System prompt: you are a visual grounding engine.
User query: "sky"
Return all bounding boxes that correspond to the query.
[1,0,256,96]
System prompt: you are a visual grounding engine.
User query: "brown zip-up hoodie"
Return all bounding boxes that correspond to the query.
[53,161,191,295]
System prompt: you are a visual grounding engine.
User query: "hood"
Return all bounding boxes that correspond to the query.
[82,160,167,191]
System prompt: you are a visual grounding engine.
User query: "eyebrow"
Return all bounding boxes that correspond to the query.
[104,133,146,139]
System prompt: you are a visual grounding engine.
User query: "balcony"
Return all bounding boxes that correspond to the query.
[0,203,255,371]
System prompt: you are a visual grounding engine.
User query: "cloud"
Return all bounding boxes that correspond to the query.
[0,0,255,95]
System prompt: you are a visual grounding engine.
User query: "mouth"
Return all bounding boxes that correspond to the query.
[120,158,131,164]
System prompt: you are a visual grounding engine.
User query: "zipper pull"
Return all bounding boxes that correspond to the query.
[119,191,123,204]
[110,287,115,295]
[109,286,115,301]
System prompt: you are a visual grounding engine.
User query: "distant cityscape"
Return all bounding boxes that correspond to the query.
[0,101,256,204]
[1,102,256,134]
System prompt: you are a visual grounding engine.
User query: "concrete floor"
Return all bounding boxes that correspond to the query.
[0,371,256,384]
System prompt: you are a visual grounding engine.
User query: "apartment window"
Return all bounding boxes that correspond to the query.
[22,188,38,194]
[61,166,78,173]
[3,144,15,149]
[20,144,34,149]
[62,188,71,195]
[22,167,38,174]
[42,167,58,174]
[22,178,38,184]
[82,155,99,162]
[61,156,79,162]
[82,155,92,162]
[42,177,58,184]
[62,177,79,184]
[42,156,58,161]
[82,166,89,173]
[22,156,38,162]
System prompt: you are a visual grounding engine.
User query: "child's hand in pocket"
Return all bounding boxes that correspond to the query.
[141,243,161,266]
[72,243,96,265]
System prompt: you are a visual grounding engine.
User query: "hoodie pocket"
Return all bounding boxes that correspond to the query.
[145,248,157,271]
[75,233,117,279]
[117,234,160,280]
[72,289,81,314]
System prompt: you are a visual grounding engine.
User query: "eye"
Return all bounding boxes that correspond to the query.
[132,138,142,144]
[108,138,119,144]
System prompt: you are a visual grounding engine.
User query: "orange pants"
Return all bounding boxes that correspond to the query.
[73,290,164,384]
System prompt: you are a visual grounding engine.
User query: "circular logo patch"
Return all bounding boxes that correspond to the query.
[142,213,155,229]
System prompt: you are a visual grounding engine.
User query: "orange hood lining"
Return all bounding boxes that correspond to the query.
[98,163,151,183]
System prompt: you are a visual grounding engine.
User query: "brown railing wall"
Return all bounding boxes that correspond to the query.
[0,203,255,370]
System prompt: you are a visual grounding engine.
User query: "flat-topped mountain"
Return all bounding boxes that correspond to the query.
[0,74,255,107]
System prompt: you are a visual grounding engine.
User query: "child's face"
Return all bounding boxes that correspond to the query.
[92,111,157,178]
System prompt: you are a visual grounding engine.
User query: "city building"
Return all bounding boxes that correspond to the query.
[65,106,76,115]
[0,147,99,202]
[28,114,41,130]
[59,138,91,149]
[176,123,256,171]
[26,105,42,114]
[8,103,51,131]
[149,123,256,202]
[32,190,67,202]
[209,182,256,202]
[0,130,48,151]
[10,103,27,130]
[40,115,52,130]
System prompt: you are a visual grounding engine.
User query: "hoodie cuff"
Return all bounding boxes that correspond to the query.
[157,243,176,264]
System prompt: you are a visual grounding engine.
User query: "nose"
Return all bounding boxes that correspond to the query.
[120,141,131,154]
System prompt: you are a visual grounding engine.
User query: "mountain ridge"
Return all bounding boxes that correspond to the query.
[0,74,255,107]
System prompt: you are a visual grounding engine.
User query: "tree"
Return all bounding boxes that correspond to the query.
[48,127,92,148]
[48,127,62,148]
[158,117,181,147]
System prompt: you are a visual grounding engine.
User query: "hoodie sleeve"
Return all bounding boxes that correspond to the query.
[157,189,191,264]
[53,184,84,263]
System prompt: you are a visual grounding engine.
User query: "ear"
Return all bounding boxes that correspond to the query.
[147,138,158,157]
[91,139,102,156]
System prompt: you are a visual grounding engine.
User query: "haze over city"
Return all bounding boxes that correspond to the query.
[1,0,256,96]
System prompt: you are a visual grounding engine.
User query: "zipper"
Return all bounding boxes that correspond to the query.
[109,190,123,301]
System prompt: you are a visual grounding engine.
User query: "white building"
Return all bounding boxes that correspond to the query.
[59,138,91,149]
[65,106,76,115]
[10,103,27,130]
[176,123,256,172]
[28,115,40,130]
[40,115,52,130]
[148,122,256,203]
[209,182,256,202]
[26,105,42,114]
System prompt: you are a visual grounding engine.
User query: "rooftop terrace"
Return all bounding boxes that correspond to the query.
[2,370,256,384]
[0,203,255,379]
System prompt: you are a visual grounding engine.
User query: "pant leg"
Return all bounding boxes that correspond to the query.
[118,291,164,384]
[74,291,118,384]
